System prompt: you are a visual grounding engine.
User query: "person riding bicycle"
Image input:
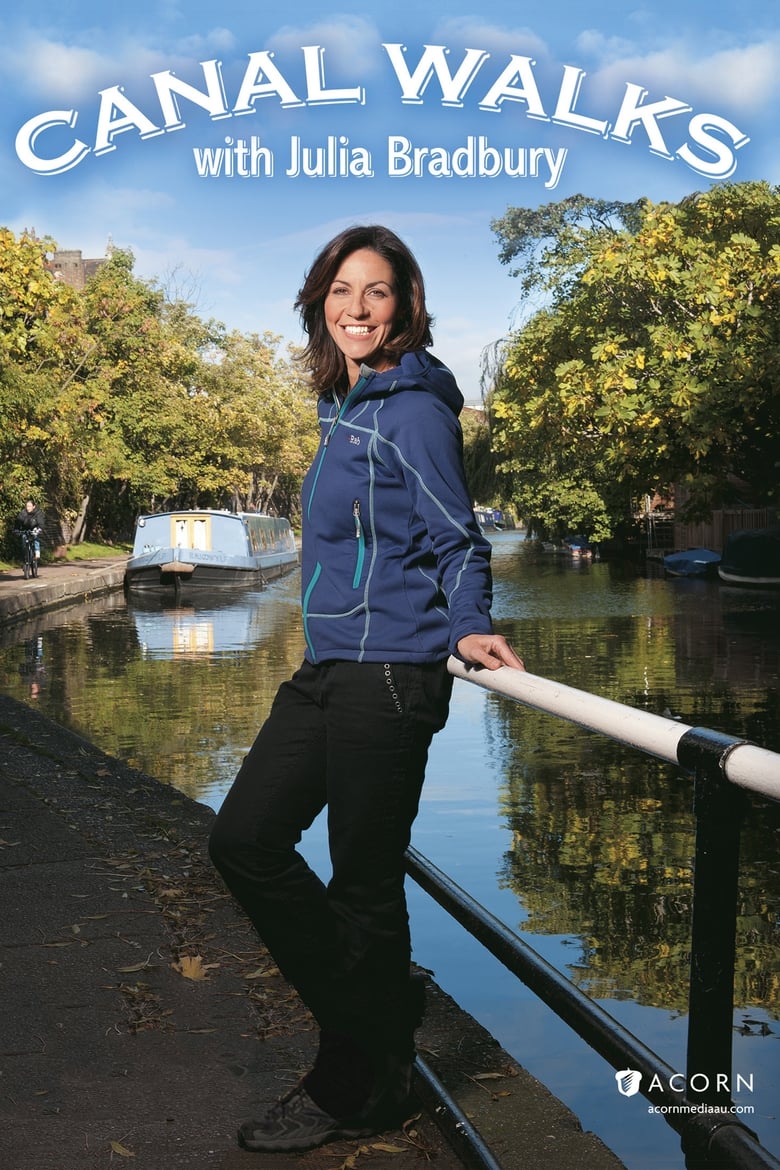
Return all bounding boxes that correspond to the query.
[15,498,45,560]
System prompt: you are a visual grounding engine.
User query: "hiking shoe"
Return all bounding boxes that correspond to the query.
[238,1082,374,1152]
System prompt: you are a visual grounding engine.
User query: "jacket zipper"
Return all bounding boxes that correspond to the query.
[305,376,367,520]
[352,499,365,588]
[302,376,368,661]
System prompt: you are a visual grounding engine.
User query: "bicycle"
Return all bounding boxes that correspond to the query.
[18,527,41,579]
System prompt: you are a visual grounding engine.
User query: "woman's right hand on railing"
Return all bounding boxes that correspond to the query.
[456,633,525,672]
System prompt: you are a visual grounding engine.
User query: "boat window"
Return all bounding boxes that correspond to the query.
[172,515,212,550]
[192,520,208,550]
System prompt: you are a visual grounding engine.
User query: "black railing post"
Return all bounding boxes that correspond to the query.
[677,729,750,1114]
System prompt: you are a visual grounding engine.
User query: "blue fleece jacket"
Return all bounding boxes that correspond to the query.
[301,349,493,664]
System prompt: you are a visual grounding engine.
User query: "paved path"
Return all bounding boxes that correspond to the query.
[0,562,628,1170]
[0,555,128,629]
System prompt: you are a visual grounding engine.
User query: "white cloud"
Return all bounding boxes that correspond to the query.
[575,33,780,114]
[1,38,114,100]
[575,30,636,63]
[176,27,237,55]
[267,15,384,82]
[0,25,242,103]
[679,42,779,111]
[9,182,175,259]
[1,33,171,101]
[431,16,548,59]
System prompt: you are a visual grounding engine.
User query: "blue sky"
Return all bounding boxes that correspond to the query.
[2,1,778,400]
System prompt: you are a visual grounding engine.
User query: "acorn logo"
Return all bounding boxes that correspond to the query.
[615,1069,643,1097]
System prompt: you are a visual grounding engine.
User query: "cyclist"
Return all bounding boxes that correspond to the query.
[15,498,45,565]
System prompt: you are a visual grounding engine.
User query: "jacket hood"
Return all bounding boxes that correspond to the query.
[354,349,464,416]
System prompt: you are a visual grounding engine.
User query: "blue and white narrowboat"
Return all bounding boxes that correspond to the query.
[125,510,298,594]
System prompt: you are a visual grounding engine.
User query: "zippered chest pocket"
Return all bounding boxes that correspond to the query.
[352,498,365,588]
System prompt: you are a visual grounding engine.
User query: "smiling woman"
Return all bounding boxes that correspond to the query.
[294,224,435,394]
[323,249,398,384]
[207,223,522,1154]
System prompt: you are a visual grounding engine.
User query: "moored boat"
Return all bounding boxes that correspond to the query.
[718,525,780,587]
[473,505,505,531]
[663,547,721,579]
[565,535,595,558]
[125,510,298,594]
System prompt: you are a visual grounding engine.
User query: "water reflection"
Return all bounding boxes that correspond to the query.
[483,535,780,1011]
[0,576,305,808]
[130,593,280,659]
[1,537,778,1169]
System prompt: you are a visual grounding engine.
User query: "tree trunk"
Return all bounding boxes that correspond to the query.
[263,474,279,515]
[71,495,91,544]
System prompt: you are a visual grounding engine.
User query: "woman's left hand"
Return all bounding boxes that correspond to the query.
[456,634,525,672]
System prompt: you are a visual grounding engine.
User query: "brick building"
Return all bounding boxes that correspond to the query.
[48,246,108,290]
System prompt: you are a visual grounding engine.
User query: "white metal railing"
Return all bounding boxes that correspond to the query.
[428,656,780,1170]
[447,659,780,803]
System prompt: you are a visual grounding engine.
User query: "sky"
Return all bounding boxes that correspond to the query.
[2,0,779,402]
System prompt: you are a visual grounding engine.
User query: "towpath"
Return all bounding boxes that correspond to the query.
[0,557,627,1170]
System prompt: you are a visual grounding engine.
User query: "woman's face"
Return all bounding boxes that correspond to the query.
[324,248,399,383]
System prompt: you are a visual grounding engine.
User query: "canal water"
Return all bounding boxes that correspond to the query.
[1,532,778,1170]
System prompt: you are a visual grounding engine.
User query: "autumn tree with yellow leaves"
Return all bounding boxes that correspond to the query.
[489,183,780,541]
[0,230,317,552]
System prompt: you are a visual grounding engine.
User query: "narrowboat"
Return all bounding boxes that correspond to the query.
[473,505,505,531]
[125,510,298,594]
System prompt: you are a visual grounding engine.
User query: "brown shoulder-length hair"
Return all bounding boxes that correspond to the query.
[295,225,434,395]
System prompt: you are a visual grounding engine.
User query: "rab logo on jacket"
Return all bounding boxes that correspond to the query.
[615,1069,642,1097]
[348,434,361,445]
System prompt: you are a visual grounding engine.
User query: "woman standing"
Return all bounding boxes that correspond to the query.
[209,225,523,1153]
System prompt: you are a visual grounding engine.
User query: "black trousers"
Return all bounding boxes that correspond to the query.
[209,658,452,1061]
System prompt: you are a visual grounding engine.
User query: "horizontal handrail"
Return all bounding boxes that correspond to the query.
[430,656,780,1170]
[407,849,684,1097]
[446,659,780,803]
[413,1054,503,1170]
[405,848,780,1170]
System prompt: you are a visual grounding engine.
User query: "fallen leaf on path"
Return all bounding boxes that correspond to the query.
[117,957,154,973]
[172,954,219,980]
[109,1139,135,1157]
[334,1145,371,1170]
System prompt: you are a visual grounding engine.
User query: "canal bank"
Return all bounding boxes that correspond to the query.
[0,555,128,628]
[0,564,627,1170]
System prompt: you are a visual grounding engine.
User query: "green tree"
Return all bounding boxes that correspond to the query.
[69,248,218,536]
[460,408,499,508]
[492,194,645,301]
[490,183,780,538]
[0,228,76,537]
[198,330,318,521]
[0,229,318,551]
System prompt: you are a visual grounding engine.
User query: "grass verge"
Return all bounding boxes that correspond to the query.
[0,540,131,572]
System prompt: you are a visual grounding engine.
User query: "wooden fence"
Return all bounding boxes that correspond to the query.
[673,508,775,552]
